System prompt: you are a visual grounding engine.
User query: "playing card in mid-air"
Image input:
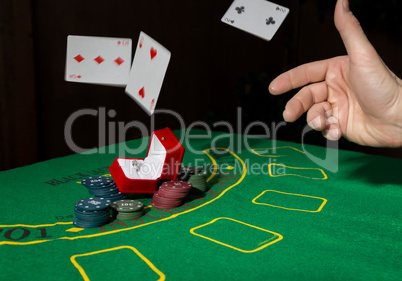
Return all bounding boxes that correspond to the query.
[125,32,171,116]
[65,35,132,86]
[221,0,289,41]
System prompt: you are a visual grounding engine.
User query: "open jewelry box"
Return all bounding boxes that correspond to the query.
[109,127,185,194]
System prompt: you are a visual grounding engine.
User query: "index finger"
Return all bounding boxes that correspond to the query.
[269,59,331,95]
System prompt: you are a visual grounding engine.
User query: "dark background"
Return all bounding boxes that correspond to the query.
[1,0,401,171]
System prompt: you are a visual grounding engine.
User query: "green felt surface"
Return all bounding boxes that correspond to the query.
[0,129,401,280]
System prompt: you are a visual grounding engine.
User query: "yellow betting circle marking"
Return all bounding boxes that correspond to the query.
[203,149,219,182]
[268,163,328,180]
[190,217,283,253]
[252,190,327,213]
[251,146,305,157]
[71,246,165,281]
[0,148,247,246]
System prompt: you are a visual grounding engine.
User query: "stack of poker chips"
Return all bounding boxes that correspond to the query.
[177,166,196,181]
[73,197,112,228]
[188,170,208,192]
[151,181,192,209]
[111,199,145,220]
[81,176,127,201]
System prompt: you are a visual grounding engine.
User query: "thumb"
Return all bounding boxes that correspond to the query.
[334,0,378,60]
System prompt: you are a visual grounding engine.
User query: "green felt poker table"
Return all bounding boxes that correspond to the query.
[1,129,401,280]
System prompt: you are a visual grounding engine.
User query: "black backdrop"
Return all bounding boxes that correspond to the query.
[1,0,401,171]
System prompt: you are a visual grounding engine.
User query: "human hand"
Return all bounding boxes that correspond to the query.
[269,0,402,147]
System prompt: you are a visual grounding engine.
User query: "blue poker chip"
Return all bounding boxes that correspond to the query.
[75,214,110,223]
[73,218,110,228]
[81,176,114,188]
[103,192,128,201]
[85,182,117,191]
[88,186,120,197]
[75,197,112,211]
[74,208,110,218]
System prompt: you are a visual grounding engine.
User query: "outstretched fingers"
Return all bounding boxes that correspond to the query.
[269,59,330,95]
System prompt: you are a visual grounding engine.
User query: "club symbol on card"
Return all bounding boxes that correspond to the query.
[114,57,124,66]
[139,87,145,99]
[94,55,105,64]
[235,6,245,14]
[74,54,85,63]
[276,6,286,13]
[266,17,275,25]
[150,47,157,60]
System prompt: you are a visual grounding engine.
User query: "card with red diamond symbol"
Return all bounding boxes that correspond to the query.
[125,31,171,115]
[65,35,132,87]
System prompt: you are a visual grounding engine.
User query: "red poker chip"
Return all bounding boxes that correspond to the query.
[152,194,182,204]
[151,201,181,209]
[158,193,185,200]
[159,185,191,192]
[152,199,182,207]
[156,191,189,200]
[158,186,190,193]
[162,181,192,190]
[153,192,182,200]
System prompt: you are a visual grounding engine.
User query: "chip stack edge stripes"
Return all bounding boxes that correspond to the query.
[73,197,112,228]
[111,199,145,220]
[81,176,127,201]
[151,181,192,209]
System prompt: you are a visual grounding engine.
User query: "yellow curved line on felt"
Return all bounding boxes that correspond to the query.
[190,217,283,253]
[70,245,165,281]
[202,149,219,182]
[0,240,51,246]
[268,163,327,180]
[0,222,73,228]
[252,190,327,213]
[251,146,305,157]
[0,148,246,246]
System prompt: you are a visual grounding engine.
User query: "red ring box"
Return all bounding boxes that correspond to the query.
[109,127,185,194]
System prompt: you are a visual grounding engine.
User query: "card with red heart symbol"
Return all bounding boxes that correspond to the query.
[125,32,171,115]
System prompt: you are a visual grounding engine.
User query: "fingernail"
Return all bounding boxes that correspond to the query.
[309,118,321,130]
[328,128,341,141]
[268,83,275,93]
[343,0,350,12]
